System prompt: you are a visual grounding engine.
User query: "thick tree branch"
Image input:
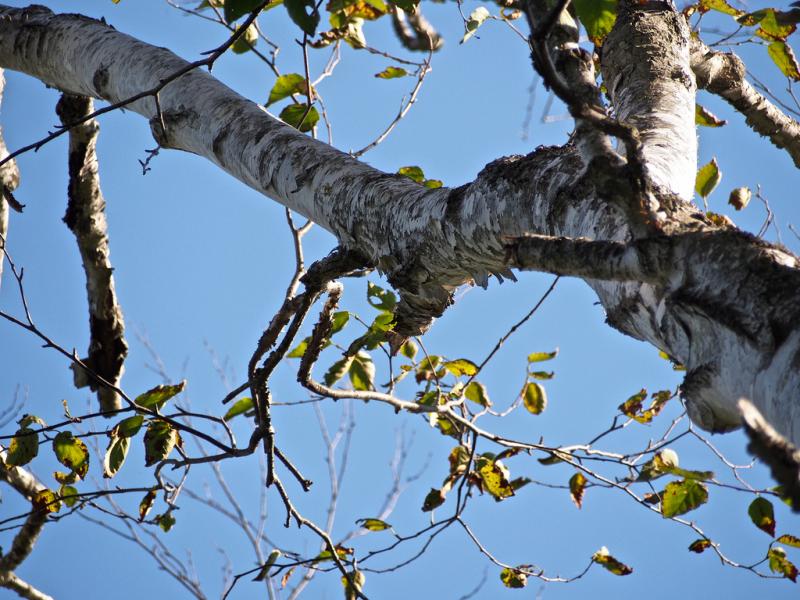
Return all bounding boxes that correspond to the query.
[2,4,800,447]
[0,571,54,600]
[691,40,800,170]
[56,94,127,413]
[0,67,20,286]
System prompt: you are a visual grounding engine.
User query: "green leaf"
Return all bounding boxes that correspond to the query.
[144,420,181,466]
[695,158,721,199]
[688,539,712,553]
[53,471,78,485]
[139,489,157,521]
[661,479,709,518]
[527,350,557,363]
[464,381,491,407]
[331,311,350,334]
[267,73,310,106]
[254,549,282,581]
[397,165,425,183]
[461,6,491,43]
[5,427,39,467]
[695,104,726,127]
[135,381,186,411]
[103,435,130,479]
[499,566,528,588]
[224,397,255,420]
[279,104,319,132]
[448,445,471,476]
[777,534,800,548]
[114,415,145,438]
[59,484,79,508]
[768,547,799,582]
[748,497,776,537]
[156,512,176,532]
[443,358,478,377]
[569,472,587,509]
[529,371,554,380]
[728,187,751,211]
[399,339,417,360]
[287,337,309,358]
[592,547,632,575]
[349,351,375,391]
[285,0,319,35]
[423,179,442,189]
[355,518,392,531]
[573,0,618,45]
[522,382,547,415]
[53,431,89,479]
[324,356,354,386]
[768,42,800,81]
[755,10,796,42]
[232,23,258,53]
[367,281,397,311]
[224,0,264,22]
[314,545,353,562]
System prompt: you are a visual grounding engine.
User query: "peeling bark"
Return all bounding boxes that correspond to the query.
[0,67,20,286]
[56,94,127,413]
[691,39,800,169]
[0,3,799,446]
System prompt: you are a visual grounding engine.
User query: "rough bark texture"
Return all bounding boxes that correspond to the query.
[691,40,800,169]
[55,93,127,413]
[0,3,799,446]
[0,67,20,286]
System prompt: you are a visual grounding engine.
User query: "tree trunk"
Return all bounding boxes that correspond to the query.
[0,3,799,448]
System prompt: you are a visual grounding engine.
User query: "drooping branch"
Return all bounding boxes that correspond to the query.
[56,94,127,413]
[691,40,800,169]
[390,5,442,52]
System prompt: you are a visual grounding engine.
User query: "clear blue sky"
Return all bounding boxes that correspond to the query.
[1,1,800,599]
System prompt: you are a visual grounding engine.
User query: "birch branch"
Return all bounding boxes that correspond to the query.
[56,94,127,413]
[691,39,800,169]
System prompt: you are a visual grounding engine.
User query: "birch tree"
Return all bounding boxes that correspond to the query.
[1,0,800,598]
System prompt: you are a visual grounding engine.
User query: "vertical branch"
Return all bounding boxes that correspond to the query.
[0,67,20,286]
[56,94,128,413]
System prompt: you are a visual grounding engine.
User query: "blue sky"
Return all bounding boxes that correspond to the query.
[1,1,800,599]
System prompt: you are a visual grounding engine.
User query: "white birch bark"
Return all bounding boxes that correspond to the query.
[0,3,799,448]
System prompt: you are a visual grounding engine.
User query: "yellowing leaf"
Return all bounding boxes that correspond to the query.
[698,0,742,16]
[688,539,712,553]
[768,42,800,81]
[728,187,751,211]
[569,472,587,509]
[777,534,800,548]
[695,158,722,199]
[500,566,528,588]
[479,459,514,500]
[232,23,258,53]
[375,66,408,79]
[139,489,157,521]
[397,165,425,183]
[443,358,478,377]
[637,449,680,481]
[527,349,557,363]
[522,382,547,415]
[156,512,176,532]
[695,103,726,127]
[355,518,392,531]
[33,489,61,514]
[341,569,366,600]
[592,547,632,575]
[768,547,799,582]
[748,497,776,537]
[6,427,39,467]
